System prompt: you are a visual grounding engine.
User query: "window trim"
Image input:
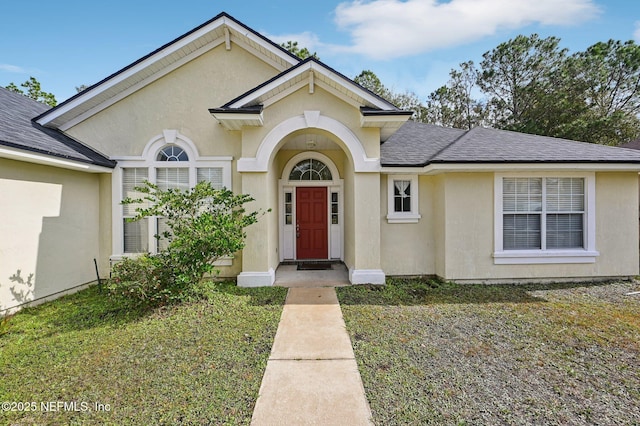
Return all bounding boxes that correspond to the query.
[386,174,421,223]
[111,131,232,263]
[493,172,598,264]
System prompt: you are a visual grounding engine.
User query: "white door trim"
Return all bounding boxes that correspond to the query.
[279,152,344,262]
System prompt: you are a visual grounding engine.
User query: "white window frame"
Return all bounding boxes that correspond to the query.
[111,131,232,263]
[493,172,599,264]
[386,174,421,223]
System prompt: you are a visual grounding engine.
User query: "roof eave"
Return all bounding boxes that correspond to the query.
[34,12,300,130]
[361,107,414,141]
[381,161,640,174]
[209,105,264,130]
[0,143,116,172]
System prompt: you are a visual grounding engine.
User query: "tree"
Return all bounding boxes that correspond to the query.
[354,70,387,95]
[354,70,425,121]
[5,76,57,107]
[109,181,266,304]
[477,34,567,131]
[425,61,485,129]
[559,40,640,144]
[281,41,319,60]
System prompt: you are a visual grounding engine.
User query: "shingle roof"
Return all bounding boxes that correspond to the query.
[0,87,115,168]
[381,122,640,166]
[620,138,640,150]
[380,121,466,166]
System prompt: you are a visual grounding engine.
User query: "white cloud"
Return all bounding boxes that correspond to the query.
[0,64,27,73]
[263,31,323,53]
[333,0,601,59]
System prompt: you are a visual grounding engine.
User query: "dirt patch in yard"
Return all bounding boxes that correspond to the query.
[338,279,640,425]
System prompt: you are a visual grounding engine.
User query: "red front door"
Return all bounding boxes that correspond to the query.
[296,187,328,259]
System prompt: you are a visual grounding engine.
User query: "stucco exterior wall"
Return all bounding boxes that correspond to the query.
[239,86,381,163]
[433,175,447,278]
[343,157,356,269]
[0,159,104,313]
[66,43,277,159]
[352,172,381,270]
[98,173,112,275]
[440,171,639,281]
[380,175,437,275]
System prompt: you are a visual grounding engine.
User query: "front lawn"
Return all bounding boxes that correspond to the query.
[337,279,640,425]
[0,282,287,425]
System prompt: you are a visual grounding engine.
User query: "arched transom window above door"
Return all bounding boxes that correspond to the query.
[289,158,333,181]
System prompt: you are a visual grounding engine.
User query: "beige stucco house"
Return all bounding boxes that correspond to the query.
[3,12,640,313]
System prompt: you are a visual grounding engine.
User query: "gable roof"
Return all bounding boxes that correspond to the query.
[34,12,300,131]
[0,87,115,169]
[382,122,640,167]
[214,57,404,111]
[209,57,413,139]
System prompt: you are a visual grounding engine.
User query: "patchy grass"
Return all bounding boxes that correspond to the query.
[0,282,287,425]
[337,278,640,425]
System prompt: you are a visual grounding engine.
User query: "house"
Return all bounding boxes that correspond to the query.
[0,88,115,313]
[3,12,640,312]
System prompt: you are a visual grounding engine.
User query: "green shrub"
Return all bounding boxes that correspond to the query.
[109,181,266,305]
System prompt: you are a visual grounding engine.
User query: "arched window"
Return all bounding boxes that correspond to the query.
[118,132,232,255]
[289,159,332,181]
[157,145,189,161]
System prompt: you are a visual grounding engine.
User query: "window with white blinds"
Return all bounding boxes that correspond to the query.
[122,168,149,253]
[116,138,231,256]
[156,168,189,191]
[197,167,224,189]
[502,177,584,250]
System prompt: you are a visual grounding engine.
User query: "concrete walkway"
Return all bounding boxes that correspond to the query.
[251,287,373,425]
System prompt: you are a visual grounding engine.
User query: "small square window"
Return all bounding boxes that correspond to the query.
[387,175,421,223]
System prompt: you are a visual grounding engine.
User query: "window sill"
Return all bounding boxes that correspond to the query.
[386,213,421,224]
[493,250,599,265]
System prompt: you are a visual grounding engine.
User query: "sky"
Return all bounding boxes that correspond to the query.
[1,0,640,104]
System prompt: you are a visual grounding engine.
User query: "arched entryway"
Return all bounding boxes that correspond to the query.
[279,152,343,262]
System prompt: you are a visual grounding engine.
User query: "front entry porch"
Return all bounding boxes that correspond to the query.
[274,262,350,287]
[237,112,386,287]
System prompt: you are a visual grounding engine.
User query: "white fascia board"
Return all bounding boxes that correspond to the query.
[37,21,228,126]
[39,16,298,128]
[229,62,396,111]
[361,114,411,127]
[0,146,114,173]
[228,62,314,108]
[210,112,264,130]
[381,162,640,174]
[225,20,299,67]
[59,39,225,131]
[314,64,396,110]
